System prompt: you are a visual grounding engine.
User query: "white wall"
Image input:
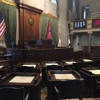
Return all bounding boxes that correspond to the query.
[79,0,100,19]
[20,0,44,10]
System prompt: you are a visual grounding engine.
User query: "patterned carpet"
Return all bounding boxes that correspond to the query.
[41,86,47,100]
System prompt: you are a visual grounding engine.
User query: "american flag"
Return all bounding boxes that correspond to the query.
[0,12,6,38]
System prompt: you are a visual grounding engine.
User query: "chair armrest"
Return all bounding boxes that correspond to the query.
[54,86,59,93]
[24,92,29,100]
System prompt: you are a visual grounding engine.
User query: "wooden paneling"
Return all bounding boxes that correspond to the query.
[24,10,40,41]
[6,48,73,64]
[18,3,43,49]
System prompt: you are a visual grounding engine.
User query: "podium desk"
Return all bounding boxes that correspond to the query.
[61,60,77,70]
[78,58,94,67]
[17,62,40,73]
[80,67,100,97]
[47,70,82,100]
[0,72,41,100]
[41,61,63,85]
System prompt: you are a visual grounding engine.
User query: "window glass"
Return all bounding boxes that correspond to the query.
[48,0,57,4]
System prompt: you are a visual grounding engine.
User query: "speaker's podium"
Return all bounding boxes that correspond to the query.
[41,39,54,48]
[28,39,54,49]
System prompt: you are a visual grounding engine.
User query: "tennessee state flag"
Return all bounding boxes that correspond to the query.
[45,20,54,44]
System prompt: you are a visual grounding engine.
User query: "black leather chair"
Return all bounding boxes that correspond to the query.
[94,79,100,97]
[17,66,34,73]
[47,65,62,71]
[53,79,84,100]
[94,59,100,67]
[0,87,29,100]
[72,62,85,72]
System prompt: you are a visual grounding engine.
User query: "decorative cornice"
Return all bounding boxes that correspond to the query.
[42,12,59,20]
[18,3,43,14]
[0,0,16,6]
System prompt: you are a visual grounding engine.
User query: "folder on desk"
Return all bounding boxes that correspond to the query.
[54,74,76,80]
[88,70,100,74]
[45,62,58,66]
[9,76,34,83]
[22,64,36,68]
[0,66,3,69]
[83,59,93,62]
[65,61,76,65]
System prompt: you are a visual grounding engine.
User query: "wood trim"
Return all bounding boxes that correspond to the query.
[18,3,43,14]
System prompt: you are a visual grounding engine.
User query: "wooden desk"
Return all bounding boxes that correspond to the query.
[47,70,82,100]
[61,60,77,70]
[60,98,100,100]
[80,67,100,97]
[17,62,40,73]
[0,72,41,100]
[78,58,94,66]
[41,61,63,85]
[0,63,13,78]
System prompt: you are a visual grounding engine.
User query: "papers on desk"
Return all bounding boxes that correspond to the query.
[45,62,58,66]
[83,59,93,62]
[88,70,100,74]
[9,76,34,83]
[0,66,3,69]
[22,64,36,68]
[54,74,76,80]
[65,61,76,65]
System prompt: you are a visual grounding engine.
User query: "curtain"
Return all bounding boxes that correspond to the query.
[56,0,59,17]
[40,14,48,39]
[0,2,17,48]
[40,14,58,47]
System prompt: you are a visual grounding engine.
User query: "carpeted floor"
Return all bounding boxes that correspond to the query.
[41,86,47,100]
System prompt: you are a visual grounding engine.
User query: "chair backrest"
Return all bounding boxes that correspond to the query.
[0,87,25,100]
[17,66,34,72]
[72,62,85,72]
[59,79,84,99]
[47,65,62,71]
[94,59,100,67]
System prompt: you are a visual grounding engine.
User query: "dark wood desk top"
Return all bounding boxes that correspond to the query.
[80,67,100,77]
[47,70,82,81]
[60,98,100,100]
[41,61,62,67]
[17,62,40,68]
[0,72,41,86]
